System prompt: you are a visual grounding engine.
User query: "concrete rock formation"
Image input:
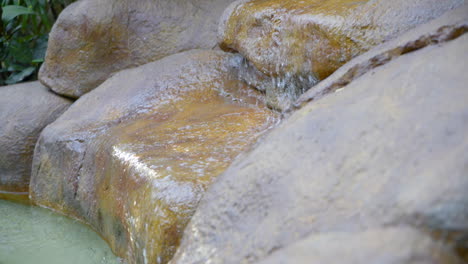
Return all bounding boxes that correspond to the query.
[219,0,464,110]
[39,0,237,98]
[2,1,466,264]
[0,82,71,202]
[31,50,278,263]
[296,4,468,107]
[171,25,468,264]
[257,228,463,264]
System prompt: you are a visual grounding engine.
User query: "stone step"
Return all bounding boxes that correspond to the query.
[30,50,278,264]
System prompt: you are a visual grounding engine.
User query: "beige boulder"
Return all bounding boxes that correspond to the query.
[0,82,71,202]
[39,0,237,98]
[296,4,468,107]
[171,30,468,264]
[31,50,278,263]
[220,0,464,110]
[257,228,463,264]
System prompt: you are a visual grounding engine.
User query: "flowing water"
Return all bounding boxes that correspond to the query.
[0,200,122,264]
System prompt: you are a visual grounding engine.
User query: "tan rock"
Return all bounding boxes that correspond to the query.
[220,0,464,109]
[171,32,468,263]
[296,4,468,108]
[39,0,237,98]
[31,50,278,264]
[0,82,71,202]
[257,228,463,264]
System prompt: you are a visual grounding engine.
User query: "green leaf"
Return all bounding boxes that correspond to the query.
[2,5,36,23]
[1,0,76,85]
[24,0,35,8]
[7,64,25,71]
[33,34,48,61]
[5,66,35,84]
[8,40,33,64]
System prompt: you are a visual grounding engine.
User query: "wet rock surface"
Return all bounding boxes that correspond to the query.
[0,82,71,202]
[257,228,464,264]
[220,0,464,110]
[2,1,466,264]
[39,0,237,98]
[296,4,468,108]
[171,34,468,263]
[30,50,278,264]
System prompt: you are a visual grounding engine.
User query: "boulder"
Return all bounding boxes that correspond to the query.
[296,4,468,107]
[220,0,464,110]
[171,33,468,263]
[257,228,463,264]
[39,0,237,98]
[0,82,71,202]
[30,50,278,264]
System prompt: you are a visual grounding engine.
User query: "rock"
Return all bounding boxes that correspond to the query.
[296,4,468,108]
[220,0,464,110]
[257,228,463,264]
[171,34,468,263]
[0,82,71,202]
[30,50,278,264]
[39,0,237,98]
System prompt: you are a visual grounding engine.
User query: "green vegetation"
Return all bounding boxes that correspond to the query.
[1,0,74,85]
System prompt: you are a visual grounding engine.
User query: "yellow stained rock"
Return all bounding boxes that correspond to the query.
[222,0,364,79]
[92,88,276,263]
[30,50,278,264]
[220,0,463,109]
[40,0,238,98]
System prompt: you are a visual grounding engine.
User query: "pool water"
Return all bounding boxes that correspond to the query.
[0,200,122,264]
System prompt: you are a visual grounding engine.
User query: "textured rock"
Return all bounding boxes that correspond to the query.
[257,228,463,264]
[171,35,468,263]
[31,50,278,264]
[296,4,468,108]
[0,82,71,202]
[39,0,237,98]
[220,0,464,110]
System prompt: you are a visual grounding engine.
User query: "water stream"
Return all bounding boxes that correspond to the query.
[0,200,122,264]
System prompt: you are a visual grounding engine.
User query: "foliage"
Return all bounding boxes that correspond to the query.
[1,0,75,85]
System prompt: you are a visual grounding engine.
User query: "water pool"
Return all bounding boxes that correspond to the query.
[0,200,122,264]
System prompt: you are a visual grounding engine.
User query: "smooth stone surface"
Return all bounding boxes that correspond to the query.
[0,199,122,264]
[171,35,468,263]
[220,0,464,110]
[257,228,463,264]
[0,82,71,200]
[296,4,468,108]
[31,50,278,264]
[39,0,237,98]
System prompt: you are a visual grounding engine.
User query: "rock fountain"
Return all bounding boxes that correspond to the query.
[1,1,467,263]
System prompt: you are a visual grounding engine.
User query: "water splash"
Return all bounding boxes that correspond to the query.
[229,54,318,111]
